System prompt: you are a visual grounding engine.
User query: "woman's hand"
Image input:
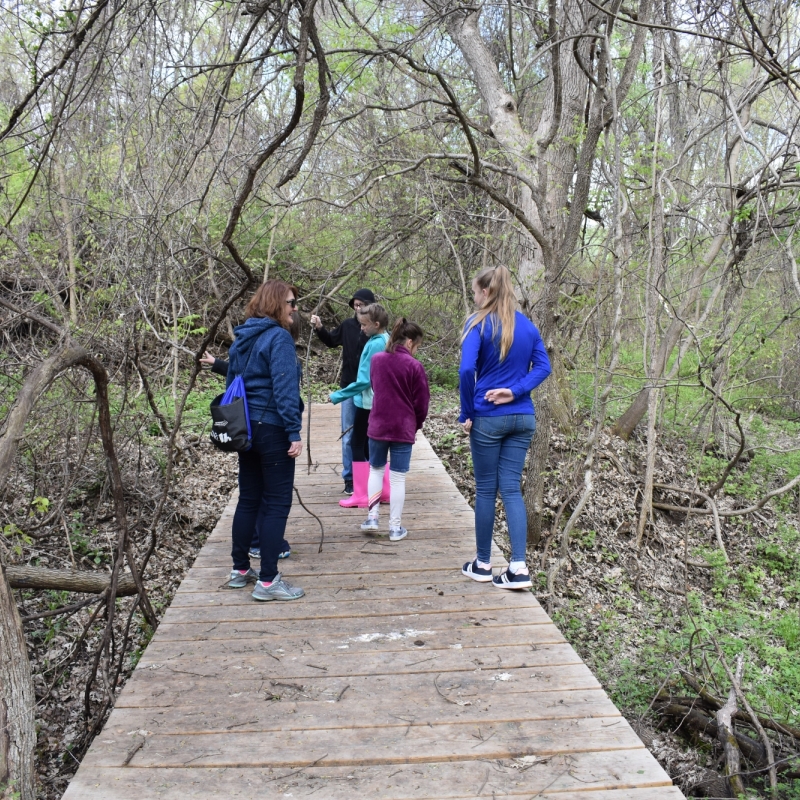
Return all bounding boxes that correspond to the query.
[199,351,215,368]
[288,440,303,458]
[484,388,514,405]
[462,418,472,433]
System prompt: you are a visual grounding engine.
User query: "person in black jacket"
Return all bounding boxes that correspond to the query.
[310,288,375,495]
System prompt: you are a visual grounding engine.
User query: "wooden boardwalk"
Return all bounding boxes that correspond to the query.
[63,404,682,799]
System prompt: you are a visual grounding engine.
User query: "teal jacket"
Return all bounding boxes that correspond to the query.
[329,332,389,410]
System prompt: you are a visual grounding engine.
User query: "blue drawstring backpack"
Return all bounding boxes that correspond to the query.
[210,339,262,452]
[209,374,252,452]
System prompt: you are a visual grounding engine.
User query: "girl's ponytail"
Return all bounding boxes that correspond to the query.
[387,317,424,353]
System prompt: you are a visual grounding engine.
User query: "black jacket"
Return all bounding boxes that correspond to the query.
[315,316,367,387]
[211,358,228,377]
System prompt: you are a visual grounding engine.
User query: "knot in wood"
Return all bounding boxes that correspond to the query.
[505,100,516,112]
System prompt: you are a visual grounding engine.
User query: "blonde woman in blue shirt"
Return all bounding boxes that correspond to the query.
[330,303,390,507]
[459,266,551,588]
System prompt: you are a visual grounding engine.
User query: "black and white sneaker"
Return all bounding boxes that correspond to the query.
[492,568,532,590]
[343,480,354,495]
[462,559,493,582]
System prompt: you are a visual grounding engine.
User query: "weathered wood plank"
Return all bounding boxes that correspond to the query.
[82,716,645,768]
[96,686,618,735]
[116,663,604,708]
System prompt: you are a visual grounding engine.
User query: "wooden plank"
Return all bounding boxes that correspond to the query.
[61,403,681,800]
[116,664,603,708]
[82,716,645,768]
[150,608,556,641]
[95,686,618,734]
[139,622,567,659]
[62,753,677,799]
[167,579,540,607]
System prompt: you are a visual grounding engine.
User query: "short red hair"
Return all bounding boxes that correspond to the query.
[245,280,297,329]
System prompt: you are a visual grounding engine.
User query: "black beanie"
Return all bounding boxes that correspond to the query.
[349,288,376,308]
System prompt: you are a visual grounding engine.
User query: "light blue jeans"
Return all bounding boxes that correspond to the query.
[368,439,413,473]
[469,414,535,564]
[340,397,356,481]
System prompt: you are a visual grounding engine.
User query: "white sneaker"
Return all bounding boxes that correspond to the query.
[389,526,407,542]
[361,516,379,532]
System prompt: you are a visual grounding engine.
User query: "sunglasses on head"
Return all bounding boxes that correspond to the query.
[286,298,297,308]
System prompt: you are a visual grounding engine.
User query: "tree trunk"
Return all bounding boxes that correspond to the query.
[5,567,138,596]
[0,562,36,800]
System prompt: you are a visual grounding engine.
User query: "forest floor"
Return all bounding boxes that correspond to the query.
[424,387,800,799]
[12,357,799,798]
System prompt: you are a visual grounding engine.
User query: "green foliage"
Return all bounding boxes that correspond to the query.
[31,495,50,514]
[426,364,459,390]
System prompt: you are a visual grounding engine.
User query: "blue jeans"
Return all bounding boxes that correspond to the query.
[232,422,295,582]
[470,414,535,564]
[340,397,356,481]
[369,439,413,473]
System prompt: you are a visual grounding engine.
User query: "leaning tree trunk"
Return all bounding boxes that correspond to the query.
[0,560,36,800]
[0,344,86,800]
[446,0,651,536]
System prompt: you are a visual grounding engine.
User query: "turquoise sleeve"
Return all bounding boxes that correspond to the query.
[329,336,383,403]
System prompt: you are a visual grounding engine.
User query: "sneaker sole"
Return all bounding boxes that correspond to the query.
[493,578,532,590]
[389,531,407,542]
[462,567,493,582]
[252,591,305,601]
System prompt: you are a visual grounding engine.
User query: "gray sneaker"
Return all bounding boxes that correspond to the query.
[389,526,407,542]
[227,568,257,588]
[360,516,379,532]
[252,573,305,601]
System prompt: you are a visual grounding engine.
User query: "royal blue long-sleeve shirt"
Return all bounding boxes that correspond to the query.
[459,311,551,422]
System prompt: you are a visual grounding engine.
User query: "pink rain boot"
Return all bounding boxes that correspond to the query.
[380,462,391,504]
[340,461,369,508]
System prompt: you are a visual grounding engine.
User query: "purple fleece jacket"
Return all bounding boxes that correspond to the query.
[368,345,430,443]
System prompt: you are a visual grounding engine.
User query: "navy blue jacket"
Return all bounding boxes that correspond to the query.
[459,311,551,422]
[226,317,303,442]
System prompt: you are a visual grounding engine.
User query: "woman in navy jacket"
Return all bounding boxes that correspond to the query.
[223,280,305,602]
[459,266,551,589]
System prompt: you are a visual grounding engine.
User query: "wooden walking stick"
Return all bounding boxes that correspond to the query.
[304,271,336,474]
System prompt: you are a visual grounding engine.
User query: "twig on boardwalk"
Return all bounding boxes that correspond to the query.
[477,768,490,794]
[183,751,223,765]
[294,485,325,553]
[122,737,146,766]
[264,752,329,783]
[334,684,350,702]
[225,719,259,730]
[433,673,461,705]
[471,729,497,748]
[306,663,328,671]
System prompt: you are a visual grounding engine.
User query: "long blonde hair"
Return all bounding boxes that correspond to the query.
[461,266,517,360]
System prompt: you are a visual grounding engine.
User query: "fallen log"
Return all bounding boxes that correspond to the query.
[657,702,766,764]
[717,657,747,798]
[6,566,138,596]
